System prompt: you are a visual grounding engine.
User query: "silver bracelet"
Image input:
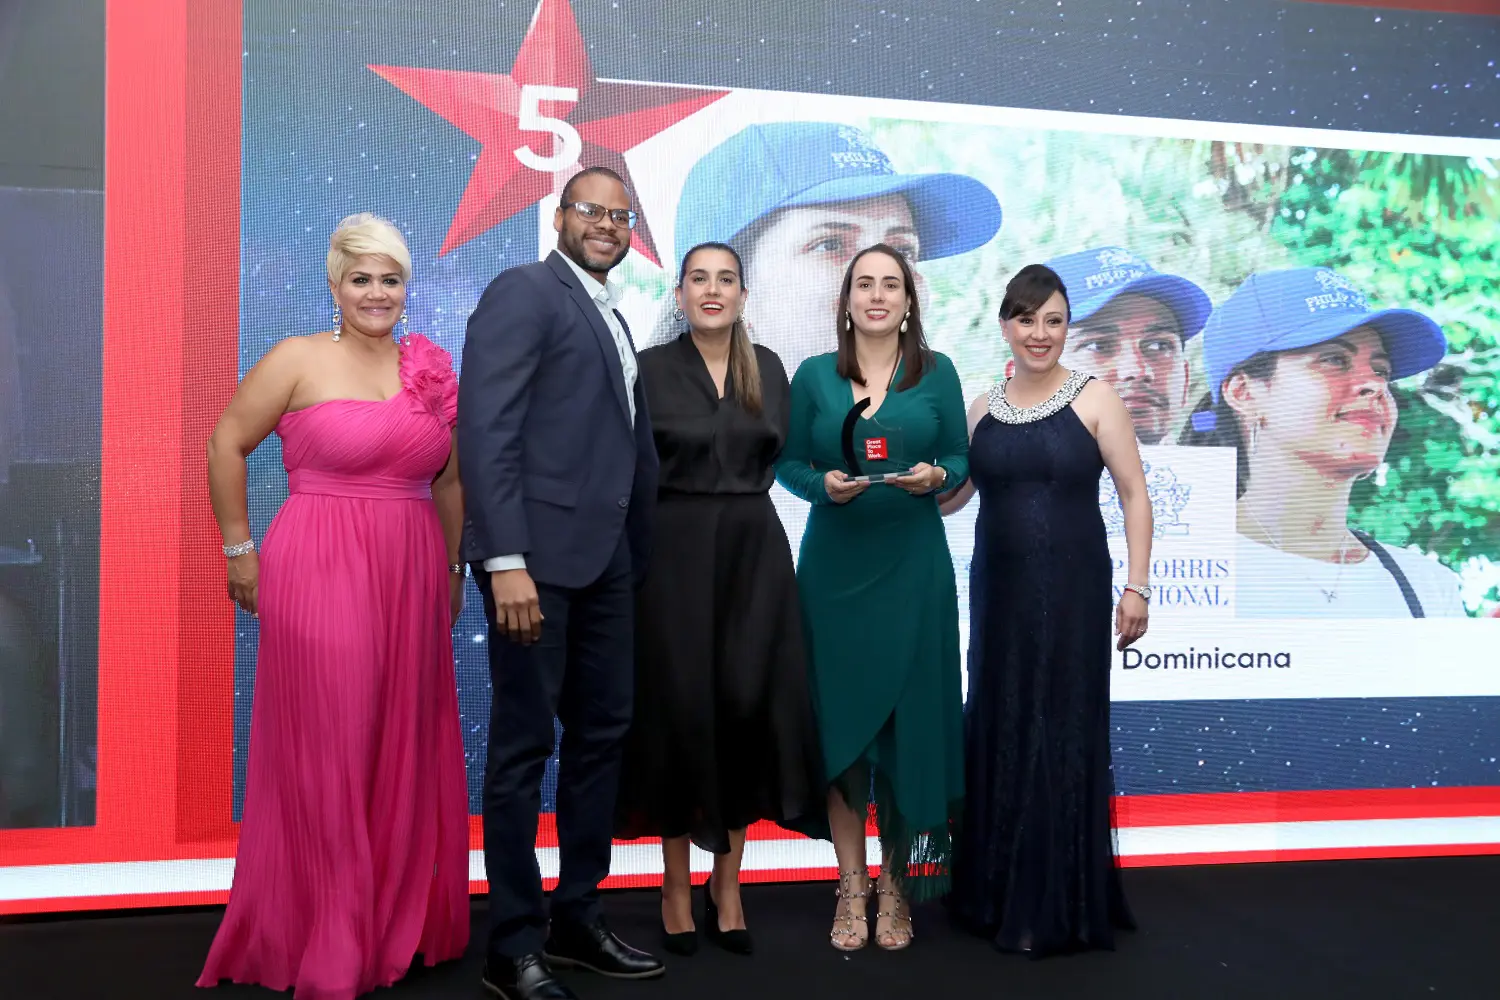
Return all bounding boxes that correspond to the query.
[223,539,255,558]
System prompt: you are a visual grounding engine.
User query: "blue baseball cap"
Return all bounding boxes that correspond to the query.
[1044,247,1211,340]
[673,121,1002,270]
[1201,267,1447,402]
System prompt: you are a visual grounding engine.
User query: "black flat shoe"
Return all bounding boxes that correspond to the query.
[482,954,578,1000]
[544,918,666,979]
[703,876,754,956]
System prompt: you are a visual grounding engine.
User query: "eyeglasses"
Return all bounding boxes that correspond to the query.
[566,201,638,229]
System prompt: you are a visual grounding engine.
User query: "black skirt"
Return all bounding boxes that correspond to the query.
[616,492,825,854]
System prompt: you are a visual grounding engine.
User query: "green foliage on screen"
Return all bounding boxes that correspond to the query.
[613,116,1498,613]
[872,122,1498,613]
[1274,147,1500,610]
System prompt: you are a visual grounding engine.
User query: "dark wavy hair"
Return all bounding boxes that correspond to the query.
[835,243,932,392]
[678,241,763,416]
[998,263,1071,324]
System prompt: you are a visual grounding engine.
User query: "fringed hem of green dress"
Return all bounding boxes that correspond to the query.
[830,764,962,905]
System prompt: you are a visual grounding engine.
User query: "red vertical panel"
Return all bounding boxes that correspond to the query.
[176,0,242,844]
[96,0,190,854]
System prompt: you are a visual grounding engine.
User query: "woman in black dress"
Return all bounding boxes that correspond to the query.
[943,264,1153,955]
[616,242,824,957]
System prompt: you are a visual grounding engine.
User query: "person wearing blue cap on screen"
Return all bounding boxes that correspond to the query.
[656,121,1003,379]
[1047,246,1211,445]
[938,246,1210,518]
[1181,267,1465,618]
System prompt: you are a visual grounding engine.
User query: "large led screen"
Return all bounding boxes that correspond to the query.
[2,0,1497,914]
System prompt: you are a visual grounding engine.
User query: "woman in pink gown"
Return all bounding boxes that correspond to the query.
[201,213,470,999]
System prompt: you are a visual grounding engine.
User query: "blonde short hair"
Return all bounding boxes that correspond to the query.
[326,212,412,285]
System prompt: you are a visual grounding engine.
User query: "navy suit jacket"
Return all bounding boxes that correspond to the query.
[458,250,658,589]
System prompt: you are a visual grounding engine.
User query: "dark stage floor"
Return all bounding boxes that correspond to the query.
[4,856,1497,999]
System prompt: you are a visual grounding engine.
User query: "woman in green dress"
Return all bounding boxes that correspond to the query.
[775,243,969,952]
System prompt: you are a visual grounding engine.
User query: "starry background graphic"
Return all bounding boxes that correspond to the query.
[232,0,1500,818]
[600,0,1499,137]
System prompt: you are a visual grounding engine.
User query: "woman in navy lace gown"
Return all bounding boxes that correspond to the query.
[942,264,1153,956]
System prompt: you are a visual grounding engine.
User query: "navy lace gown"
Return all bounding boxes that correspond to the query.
[949,371,1134,956]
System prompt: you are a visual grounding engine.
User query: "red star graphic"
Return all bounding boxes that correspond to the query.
[370,0,728,264]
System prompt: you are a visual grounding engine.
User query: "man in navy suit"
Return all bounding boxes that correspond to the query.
[459,166,662,1000]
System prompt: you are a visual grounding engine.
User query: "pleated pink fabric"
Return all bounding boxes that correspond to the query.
[199,334,470,1000]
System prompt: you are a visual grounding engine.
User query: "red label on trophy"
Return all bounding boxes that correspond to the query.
[865,437,888,461]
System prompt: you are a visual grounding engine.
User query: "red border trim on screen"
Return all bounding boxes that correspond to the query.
[0,0,241,870]
[1121,842,1500,868]
[1113,787,1500,827]
[3,891,233,917]
[4,0,1500,916]
[12,842,1500,916]
[177,0,243,845]
[1290,1,1500,15]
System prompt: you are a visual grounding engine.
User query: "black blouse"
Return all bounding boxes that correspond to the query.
[637,333,790,496]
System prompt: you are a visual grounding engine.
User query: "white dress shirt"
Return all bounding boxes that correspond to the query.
[484,254,637,574]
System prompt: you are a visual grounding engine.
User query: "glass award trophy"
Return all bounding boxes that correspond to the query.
[840,399,913,484]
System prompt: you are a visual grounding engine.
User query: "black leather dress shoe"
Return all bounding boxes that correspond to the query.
[544,919,666,980]
[482,954,578,1000]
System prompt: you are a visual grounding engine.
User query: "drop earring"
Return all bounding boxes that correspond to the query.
[332,304,342,342]
[900,311,909,334]
[397,309,408,343]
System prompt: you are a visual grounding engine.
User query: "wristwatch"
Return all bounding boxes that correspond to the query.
[930,466,948,493]
[1124,583,1152,602]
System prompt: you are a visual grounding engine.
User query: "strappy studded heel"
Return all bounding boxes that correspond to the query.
[830,868,870,951]
[874,884,914,951]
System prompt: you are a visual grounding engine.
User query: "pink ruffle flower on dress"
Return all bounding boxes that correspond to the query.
[399,333,459,427]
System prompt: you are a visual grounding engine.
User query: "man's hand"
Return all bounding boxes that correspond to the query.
[490,568,543,644]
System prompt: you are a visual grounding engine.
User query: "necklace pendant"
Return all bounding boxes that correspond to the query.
[1321,589,1338,603]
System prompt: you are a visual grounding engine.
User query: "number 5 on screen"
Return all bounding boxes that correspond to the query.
[514,84,581,172]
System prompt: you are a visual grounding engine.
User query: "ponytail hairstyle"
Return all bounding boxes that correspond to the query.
[678,241,763,416]
[1177,352,1280,497]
